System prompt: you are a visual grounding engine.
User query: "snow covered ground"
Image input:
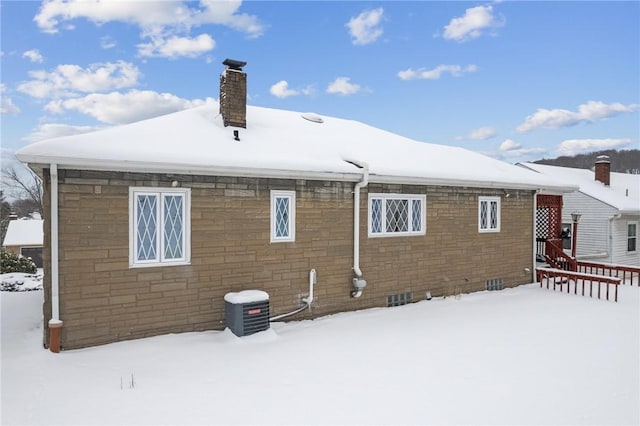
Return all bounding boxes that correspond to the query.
[0,270,43,292]
[2,279,639,425]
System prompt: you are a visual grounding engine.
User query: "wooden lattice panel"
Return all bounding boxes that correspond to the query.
[536,195,563,240]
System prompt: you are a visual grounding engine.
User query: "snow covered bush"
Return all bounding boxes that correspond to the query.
[1,251,37,274]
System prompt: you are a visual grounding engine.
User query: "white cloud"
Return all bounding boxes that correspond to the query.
[23,123,101,142]
[0,97,20,115]
[137,33,215,58]
[270,81,298,99]
[556,138,632,156]
[34,0,264,38]
[17,61,140,99]
[44,90,208,124]
[1,84,20,115]
[498,139,546,158]
[398,64,477,80]
[269,81,314,99]
[326,77,362,96]
[457,126,497,141]
[22,49,44,63]
[442,5,504,42]
[0,148,16,167]
[517,101,640,133]
[346,8,384,45]
[100,36,117,49]
[499,139,520,151]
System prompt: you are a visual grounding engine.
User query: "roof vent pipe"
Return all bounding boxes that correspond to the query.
[594,155,610,186]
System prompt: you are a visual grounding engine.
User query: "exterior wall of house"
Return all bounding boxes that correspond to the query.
[611,216,640,266]
[562,191,618,262]
[40,168,535,349]
[4,245,21,255]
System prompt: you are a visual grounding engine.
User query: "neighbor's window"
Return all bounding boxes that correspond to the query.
[271,190,296,242]
[368,194,426,237]
[479,196,501,233]
[628,222,637,252]
[129,188,191,267]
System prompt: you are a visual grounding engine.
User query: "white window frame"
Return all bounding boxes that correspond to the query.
[368,193,426,237]
[270,190,296,243]
[129,187,191,268]
[628,221,638,253]
[478,196,501,233]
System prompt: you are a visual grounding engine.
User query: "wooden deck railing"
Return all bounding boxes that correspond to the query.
[536,267,621,302]
[544,239,577,271]
[576,261,640,286]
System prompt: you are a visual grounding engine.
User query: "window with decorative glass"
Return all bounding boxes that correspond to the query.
[271,190,296,242]
[129,188,190,267]
[628,222,637,252]
[368,194,426,237]
[478,196,501,233]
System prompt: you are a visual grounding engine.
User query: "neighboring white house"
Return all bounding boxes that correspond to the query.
[520,157,640,266]
[2,217,44,268]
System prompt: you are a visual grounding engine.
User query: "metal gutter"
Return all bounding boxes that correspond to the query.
[17,154,578,194]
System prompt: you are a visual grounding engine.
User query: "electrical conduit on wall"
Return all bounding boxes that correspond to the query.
[269,269,316,322]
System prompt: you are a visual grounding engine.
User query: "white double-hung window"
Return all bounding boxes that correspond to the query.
[271,190,296,242]
[478,196,501,233]
[368,194,426,237]
[129,187,191,267]
[628,222,637,252]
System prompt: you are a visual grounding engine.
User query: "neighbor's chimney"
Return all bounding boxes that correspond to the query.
[219,58,247,128]
[594,155,611,186]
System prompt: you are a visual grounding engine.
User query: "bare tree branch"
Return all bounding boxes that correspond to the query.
[1,162,43,217]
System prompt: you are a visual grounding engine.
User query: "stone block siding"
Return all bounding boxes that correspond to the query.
[40,169,534,349]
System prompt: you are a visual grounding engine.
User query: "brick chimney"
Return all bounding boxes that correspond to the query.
[594,155,610,186]
[219,59,247,128]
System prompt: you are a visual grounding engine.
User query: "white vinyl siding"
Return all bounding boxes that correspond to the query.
[562,191,616,260]
[610,217,640,266]
[562,191,640,266]
[271,191,296,242]
[368,194,426,237]
[129,188,191,268]
[478,197,500,233]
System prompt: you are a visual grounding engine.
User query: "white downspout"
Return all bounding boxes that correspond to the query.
[49,164,63,352]
[351,161,369,297]
[608,214,621,264]
[50,164,60,321]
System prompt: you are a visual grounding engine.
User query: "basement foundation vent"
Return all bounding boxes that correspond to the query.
[387,292,412,307]
[485,278,504,291]
[224,290,270,337]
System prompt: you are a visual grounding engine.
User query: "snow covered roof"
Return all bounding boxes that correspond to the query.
[17,100,574,192]
[2,219,44,247]
[520,163,640,214]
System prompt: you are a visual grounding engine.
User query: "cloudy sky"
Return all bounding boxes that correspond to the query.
[1,1,638,164]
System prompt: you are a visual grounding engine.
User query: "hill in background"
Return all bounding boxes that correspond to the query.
[532,149,639,174]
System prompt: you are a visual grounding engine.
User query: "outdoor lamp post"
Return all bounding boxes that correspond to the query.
[571,212,581,258]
